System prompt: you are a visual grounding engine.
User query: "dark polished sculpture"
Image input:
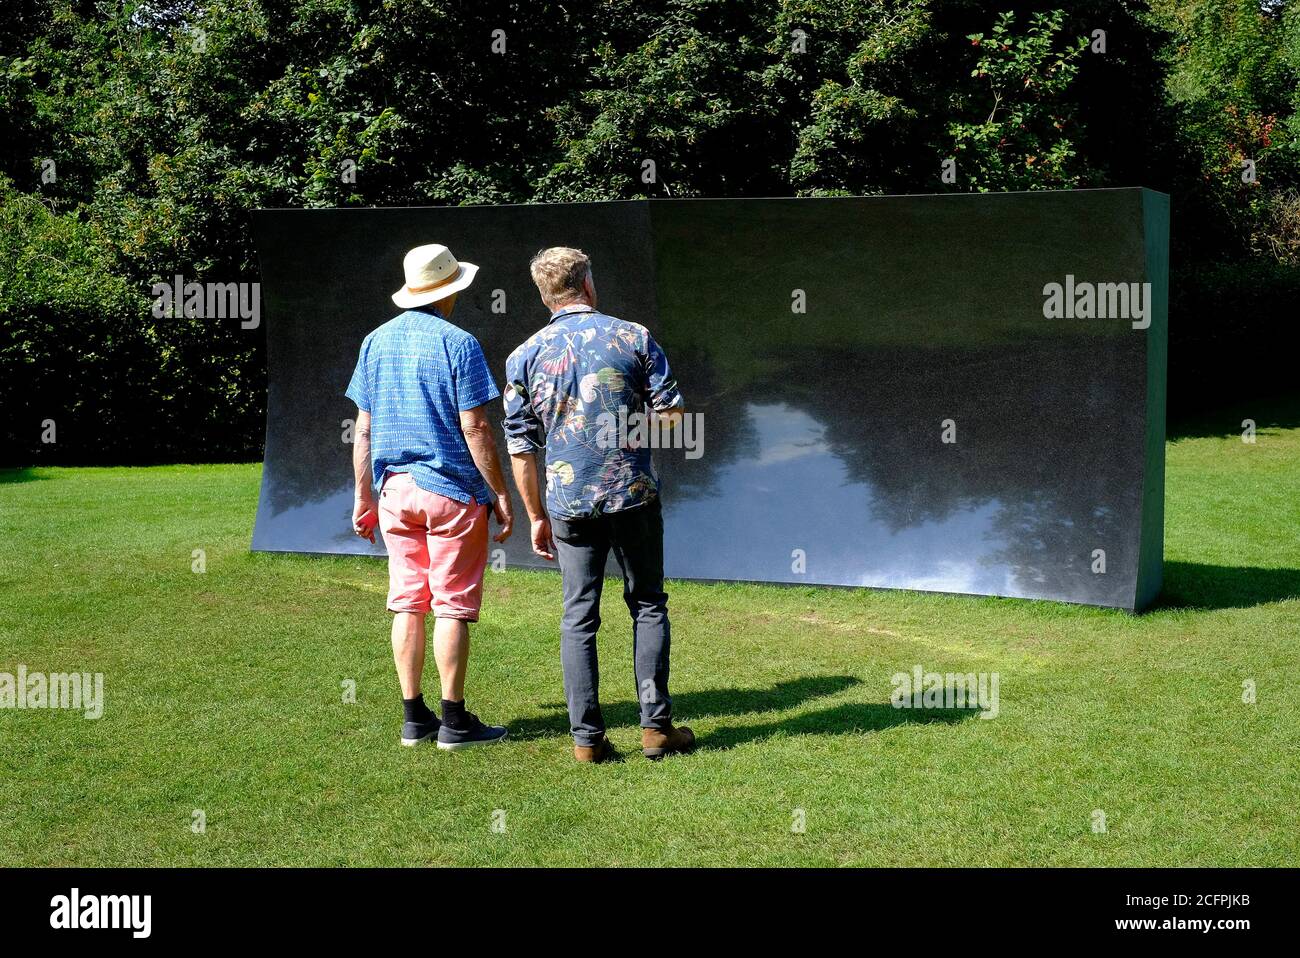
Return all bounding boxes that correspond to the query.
[251,189,1168,611]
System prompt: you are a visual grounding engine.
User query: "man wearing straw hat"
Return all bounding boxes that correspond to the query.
[347,244,513,750]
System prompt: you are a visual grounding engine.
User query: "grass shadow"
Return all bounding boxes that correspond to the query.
[508,674,862,742]
[1167,392,1300,441]
[1156,560,1300,611]
[0,468,45,485]
[700,700,982,751]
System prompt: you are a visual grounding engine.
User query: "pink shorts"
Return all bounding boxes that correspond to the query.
[378,472,489,620]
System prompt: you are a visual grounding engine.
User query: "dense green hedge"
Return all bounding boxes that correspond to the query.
[1,0,1297,464]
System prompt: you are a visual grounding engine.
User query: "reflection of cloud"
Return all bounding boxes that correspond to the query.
[663,404,1025,597]
[859,560,1017,596]
[852,503,1019,596]
[748,402,831,466]
[659,394,1123,603]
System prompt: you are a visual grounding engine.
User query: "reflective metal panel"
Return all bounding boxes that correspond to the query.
[252,190,1167,611]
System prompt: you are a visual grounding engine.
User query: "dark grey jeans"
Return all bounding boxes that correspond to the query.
[551,499,672,746]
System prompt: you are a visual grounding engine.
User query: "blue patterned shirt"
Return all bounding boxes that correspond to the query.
[503,305,683,518]
[346,308,500,505]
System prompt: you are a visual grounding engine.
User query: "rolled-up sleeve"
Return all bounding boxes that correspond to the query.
[644,333,683,411]
[503,346,544,455]
[345,344,371,412]
[454,336,501,411]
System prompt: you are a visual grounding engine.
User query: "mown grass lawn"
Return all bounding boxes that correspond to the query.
[2,415,1298,867]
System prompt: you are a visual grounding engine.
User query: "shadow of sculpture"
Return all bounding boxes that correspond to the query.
[1155,560,1300,611]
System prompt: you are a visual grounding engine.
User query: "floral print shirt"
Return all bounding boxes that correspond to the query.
[503,305,684,518]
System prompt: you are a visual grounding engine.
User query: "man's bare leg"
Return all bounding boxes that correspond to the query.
[394,612,440,745]
[432,617,469,702]
[392,612,427,698]
[429,617,507,748]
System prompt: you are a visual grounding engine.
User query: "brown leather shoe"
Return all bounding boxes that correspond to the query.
[642,724,695,760]
[574,736,618,763]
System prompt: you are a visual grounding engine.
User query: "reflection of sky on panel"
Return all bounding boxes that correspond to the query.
[661,402,1020,597]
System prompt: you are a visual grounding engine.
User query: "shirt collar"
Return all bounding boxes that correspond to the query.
[548,303,596,324]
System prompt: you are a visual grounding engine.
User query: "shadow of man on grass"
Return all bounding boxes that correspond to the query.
[507,673,983,747]
[699,699,980,751]
[508,675,862,741]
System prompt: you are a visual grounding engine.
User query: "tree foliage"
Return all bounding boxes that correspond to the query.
[948,11,1091,191]
[1,0,1297,463]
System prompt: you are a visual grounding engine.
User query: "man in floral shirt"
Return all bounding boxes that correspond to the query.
[504,247,695,763]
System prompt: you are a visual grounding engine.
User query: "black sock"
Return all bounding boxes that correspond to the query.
[441,698,469,729]
[403,693,433,724]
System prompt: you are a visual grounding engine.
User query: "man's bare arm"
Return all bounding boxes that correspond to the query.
[509,452,545,521]
[509,451,555,560]
[353,409,373,501]
[351,408,376,542]
[459,404,509,500]
[460,403,513,543]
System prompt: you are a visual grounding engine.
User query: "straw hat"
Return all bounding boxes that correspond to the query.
[392,244,479,309]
